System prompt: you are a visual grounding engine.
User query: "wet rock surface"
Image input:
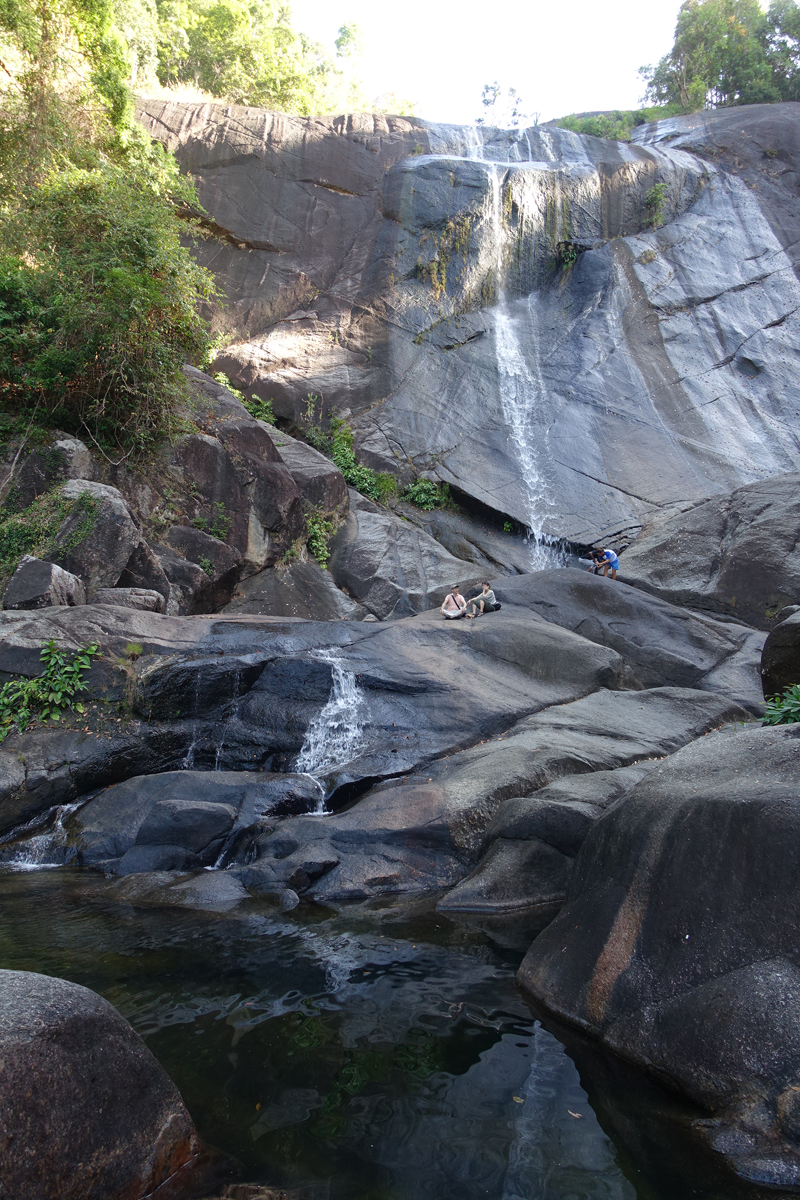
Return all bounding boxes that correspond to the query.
[517,723,800,1188]
[0,968,207,1200]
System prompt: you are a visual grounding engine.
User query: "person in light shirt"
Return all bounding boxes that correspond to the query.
[441,584,467,619]
[466,581,500,617]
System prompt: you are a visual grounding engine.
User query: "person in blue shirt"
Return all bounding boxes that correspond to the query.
[587,548,619,579]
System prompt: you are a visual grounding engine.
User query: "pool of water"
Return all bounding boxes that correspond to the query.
[0,868,786,1200]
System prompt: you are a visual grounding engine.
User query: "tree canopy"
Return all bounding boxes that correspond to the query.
[641,0,800,112]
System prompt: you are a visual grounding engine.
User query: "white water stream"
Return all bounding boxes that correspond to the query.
[294,650,368,802]
[485,162,564,570]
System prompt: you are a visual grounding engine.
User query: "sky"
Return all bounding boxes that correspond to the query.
[291,0,685,125]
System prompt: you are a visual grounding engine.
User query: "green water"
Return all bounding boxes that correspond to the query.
[0,868,781,1200]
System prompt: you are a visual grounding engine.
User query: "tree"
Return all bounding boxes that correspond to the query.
[476,81,531,128]
[762,0,800,98]
[0,0,216,457]
[641,0,779,111]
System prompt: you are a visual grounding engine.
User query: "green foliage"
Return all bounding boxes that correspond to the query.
[327,417,383,502]
[644,181,669,227]
[640,0,785,112]
[242,395,275,424]
[416,216,472,300]
[762,683,800,724]
[199,555,214,576]
[400,478,451,511]
[503,520,513,532]
[0,169,215,457]
[556,107,679,141]
[0,486,98,583]
[306,508,334,567]
[192,501,230,540]
[155,0,365,114]
[0,640,100,741]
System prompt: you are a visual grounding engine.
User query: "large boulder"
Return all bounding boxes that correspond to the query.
[0,968,207,1200]
[1,433,97,509]
[269,426,349,516]
[517,723,800,1188]
[493,569,767,713]
[328,489,481,619]
[2,556,85,610]
[47,480,142,599]
[761,609,800,697]
[619,473,800,630]
[222,557,368,620]
[68,769,323,875]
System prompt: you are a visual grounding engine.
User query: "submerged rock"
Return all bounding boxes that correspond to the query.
[0,968,209,1200]
[517,723,800,1188]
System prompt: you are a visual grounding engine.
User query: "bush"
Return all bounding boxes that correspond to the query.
[401,479,452,511]
[0,640,100,741]
[0,167,215,458]
[306,508,335,567]
[763,683,800,724]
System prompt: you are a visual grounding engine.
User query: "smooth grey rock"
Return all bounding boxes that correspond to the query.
[109,869,249,909]
[328,488,481,619]
[0,968,204,1200]
[222,556,367,620]
[517,722,800,1187]
[493,569,767,713]
[3,556,85,610]
[141,101,800,549]
[761,610,800,697]
[165,524,242,604]
[47,480,142,599]
[620,473,800,630]
[91,587,165,614]
[153,544,214,615]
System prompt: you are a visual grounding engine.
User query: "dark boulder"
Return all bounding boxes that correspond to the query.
[0,968,207,1200]
[517,722,800,1187]
[251,686,747,905]
[2,433,97,509]
[116,540,173,609]
[153,545,215,615]
[3,556,85,610]
[48,480,142,599]
[620,473,800,630]
[222,557,368,620]
[165,525,242,608]
[68,769,323,875]
[761,609,800,697]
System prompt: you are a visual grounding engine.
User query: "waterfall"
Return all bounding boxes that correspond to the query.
[485,165,563,570]
[295,650,368,782]
[0,802,82,871]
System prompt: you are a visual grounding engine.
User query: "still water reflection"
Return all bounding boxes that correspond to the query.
[0,869,776,1200]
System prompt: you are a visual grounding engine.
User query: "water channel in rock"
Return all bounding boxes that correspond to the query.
[0,866,778,1200]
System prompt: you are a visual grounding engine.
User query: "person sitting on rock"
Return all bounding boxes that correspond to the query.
[441,584,467,619]
[466,581,501,618]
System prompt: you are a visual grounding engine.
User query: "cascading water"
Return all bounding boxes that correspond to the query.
[294,650,368,806]
[485,163,564,570]
[0,801,82,870]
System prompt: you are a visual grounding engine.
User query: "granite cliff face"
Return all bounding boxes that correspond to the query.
[138,100,800,549]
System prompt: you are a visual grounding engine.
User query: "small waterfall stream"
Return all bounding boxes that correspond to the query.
[485,161,563,569]
[294,650,368,806]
